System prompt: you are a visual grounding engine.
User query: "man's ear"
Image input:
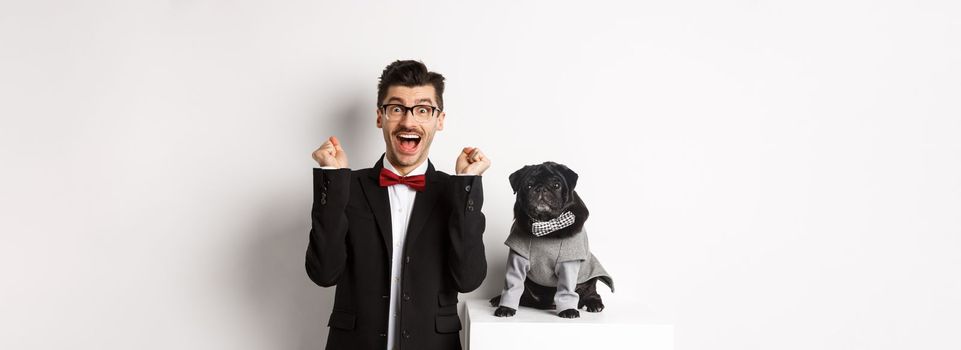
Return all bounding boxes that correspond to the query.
[376,108,383,128]
[436,111,445,131]
[509,165,534,194]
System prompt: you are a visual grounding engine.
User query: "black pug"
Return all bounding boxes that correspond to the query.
[489,162,614,318]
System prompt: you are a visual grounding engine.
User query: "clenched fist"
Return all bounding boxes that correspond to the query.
[456,147,490,176]
[313,136,349,168]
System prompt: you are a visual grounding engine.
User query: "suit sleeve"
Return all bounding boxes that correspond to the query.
[446,175,488,292]
[305,168,351,287]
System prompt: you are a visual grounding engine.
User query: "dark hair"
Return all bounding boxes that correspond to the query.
[377,60,446,110]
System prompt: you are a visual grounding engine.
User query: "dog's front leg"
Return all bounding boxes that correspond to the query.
[554,260,582,318]
[495,249,530,317]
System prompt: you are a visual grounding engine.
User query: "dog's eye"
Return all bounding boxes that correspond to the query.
[552,183,560,189]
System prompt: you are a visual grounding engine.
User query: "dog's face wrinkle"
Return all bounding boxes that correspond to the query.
[521,166,570,221]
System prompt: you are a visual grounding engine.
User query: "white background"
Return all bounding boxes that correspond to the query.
[2,1,959,349]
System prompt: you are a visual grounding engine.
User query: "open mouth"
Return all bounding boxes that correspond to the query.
[395,133,422,155]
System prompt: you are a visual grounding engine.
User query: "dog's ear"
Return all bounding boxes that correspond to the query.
[553,163,578,191]
[509,165,535,194]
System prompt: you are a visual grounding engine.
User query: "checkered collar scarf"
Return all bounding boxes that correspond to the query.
[530,211,576,237]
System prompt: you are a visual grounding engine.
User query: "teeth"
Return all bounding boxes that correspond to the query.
[398,134,421,140]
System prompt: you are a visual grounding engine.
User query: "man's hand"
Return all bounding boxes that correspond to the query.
[455,147,490,176]
[313,136,349,168]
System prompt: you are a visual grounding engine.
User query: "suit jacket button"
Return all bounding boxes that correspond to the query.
[403,293,410,301]
[467,205,474,211]
[382,294,388,299]
[405,256,411,264]
[467,199,474,205]
[402,330,411,339]
[465,185,471,192]
[379,333,386,337]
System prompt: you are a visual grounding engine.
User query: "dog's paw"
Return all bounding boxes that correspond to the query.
[584,299,605,313]
[494,306,516,317]
[558,309,580,318]
[489,295,501,307]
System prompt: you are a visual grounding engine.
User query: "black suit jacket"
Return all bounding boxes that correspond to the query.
[305,155,487,350]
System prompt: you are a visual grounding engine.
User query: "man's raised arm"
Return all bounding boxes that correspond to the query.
[305,136,350,287]
[446,147,491,292]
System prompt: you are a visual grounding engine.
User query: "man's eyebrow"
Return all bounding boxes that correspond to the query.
[385,97,406,104]
[415,98,435,105]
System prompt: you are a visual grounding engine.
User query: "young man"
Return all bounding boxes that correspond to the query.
[306,60,490,350]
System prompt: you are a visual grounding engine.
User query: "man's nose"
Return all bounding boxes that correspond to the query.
[398,110,418,127]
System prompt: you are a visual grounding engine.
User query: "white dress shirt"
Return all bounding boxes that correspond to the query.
[381,158,428,350]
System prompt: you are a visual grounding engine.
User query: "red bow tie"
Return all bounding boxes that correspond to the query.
[379,168,427,191]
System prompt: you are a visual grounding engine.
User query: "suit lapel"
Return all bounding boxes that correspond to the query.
[360,156,393,258]
[404,161,441,249]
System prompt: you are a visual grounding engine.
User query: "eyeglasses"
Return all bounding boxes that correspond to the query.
[380,104,441,123]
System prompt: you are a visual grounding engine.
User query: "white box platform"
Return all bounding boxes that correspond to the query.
[462,299,674,350]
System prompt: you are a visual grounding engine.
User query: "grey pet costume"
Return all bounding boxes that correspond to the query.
[499,217,614,311]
